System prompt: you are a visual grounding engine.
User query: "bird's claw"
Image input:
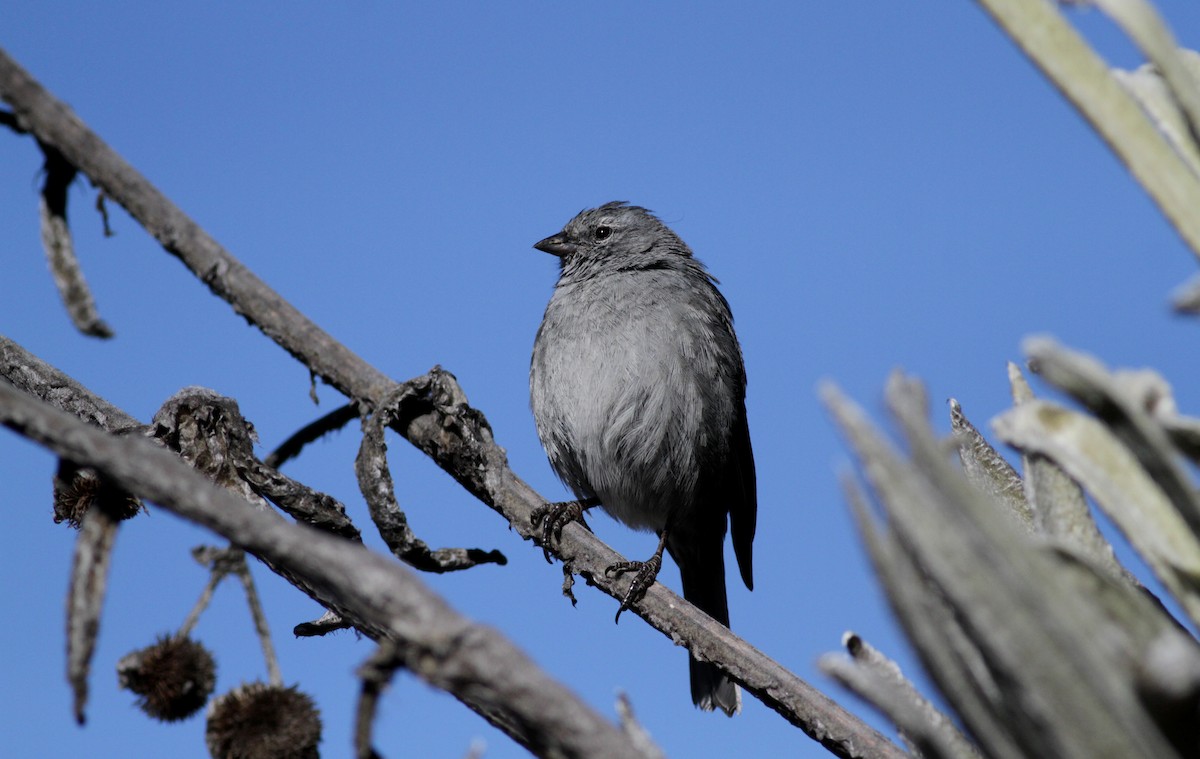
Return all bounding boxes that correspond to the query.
[530,500,585,563]
[605,553,663,623]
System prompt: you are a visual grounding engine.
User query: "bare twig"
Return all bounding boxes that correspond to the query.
[36,139,111,338]
[66,493,120,725]
[356,378,507,572]
[293,610,353,638]
[233,550,283,686]
[355,640,402,759]
[0,107,25,132]
[264,402,358,469]
[614,693,667,759]
[187,545,282,685]
[94,191,114,237]
[0,341,619,753]
[178,546,239,639]
[0,49,905,757]
[0,378,660,759]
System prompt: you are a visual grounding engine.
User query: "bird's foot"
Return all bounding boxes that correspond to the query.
[530,499,591,563]
[605,551,663,623]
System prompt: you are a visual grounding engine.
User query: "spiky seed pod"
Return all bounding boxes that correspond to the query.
[117,634,216,722]
[54,461,141,527]
[206,682,321,759]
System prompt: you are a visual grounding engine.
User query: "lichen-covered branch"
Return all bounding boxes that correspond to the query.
[0,378,658,759]
[356,379,507,572]
[0,48,905,758]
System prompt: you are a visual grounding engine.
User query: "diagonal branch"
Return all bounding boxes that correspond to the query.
[0,377,656,759]
[0,48,389,403]
[0,49,904,758]
[1,332,906,758]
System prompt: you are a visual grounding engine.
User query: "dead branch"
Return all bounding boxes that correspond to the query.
[0,47,905,759]
[0,377,658,759]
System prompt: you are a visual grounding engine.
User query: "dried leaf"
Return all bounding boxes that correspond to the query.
[66,499,120,723]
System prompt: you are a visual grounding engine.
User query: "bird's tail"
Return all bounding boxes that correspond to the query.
[678,549,741,716]
[689,653,740,716]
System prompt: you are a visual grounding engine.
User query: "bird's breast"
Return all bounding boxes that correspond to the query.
[531,275,737,531]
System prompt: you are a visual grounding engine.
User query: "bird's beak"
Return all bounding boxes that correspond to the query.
[533,234,577,257]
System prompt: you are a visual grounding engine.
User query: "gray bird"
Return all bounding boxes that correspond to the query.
[529,201,756,716]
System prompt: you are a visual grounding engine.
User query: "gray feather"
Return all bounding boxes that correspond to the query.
[530,202,757,714]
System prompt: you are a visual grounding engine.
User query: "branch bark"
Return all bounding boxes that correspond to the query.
[0,47,904,758]
[0,376,654,759]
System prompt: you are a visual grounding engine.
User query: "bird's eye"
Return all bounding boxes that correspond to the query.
[594,226,612,241]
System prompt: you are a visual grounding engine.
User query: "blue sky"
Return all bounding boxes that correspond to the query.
[4,3,1200,758]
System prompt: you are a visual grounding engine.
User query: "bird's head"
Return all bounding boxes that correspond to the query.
[533,201,692,274]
